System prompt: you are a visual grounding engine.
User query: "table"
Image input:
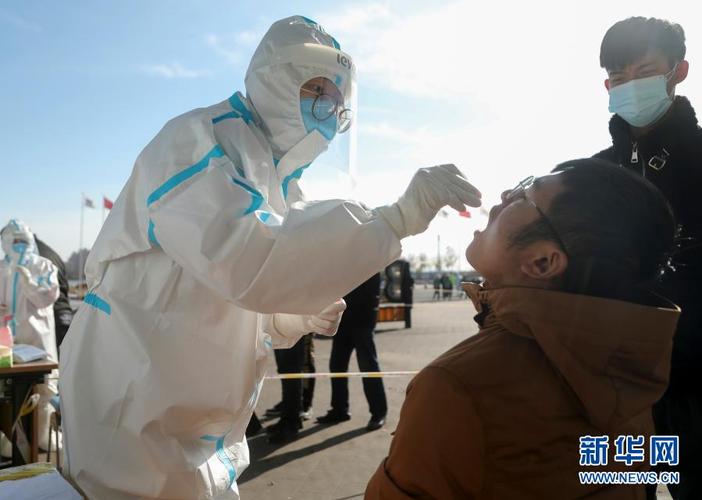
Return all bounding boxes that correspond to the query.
[0,360,58,467]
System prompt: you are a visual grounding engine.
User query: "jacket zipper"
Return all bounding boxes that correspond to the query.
[630,141,649,178]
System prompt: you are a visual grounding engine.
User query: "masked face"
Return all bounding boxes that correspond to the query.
[244,16,356,158]
[12,240,28,256]
[606,51,681,128]
[608,66,677,128]
[1,220,36,264]
[299,77,348,141]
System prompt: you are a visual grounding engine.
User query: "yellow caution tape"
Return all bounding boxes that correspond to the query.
[265,370,418,380]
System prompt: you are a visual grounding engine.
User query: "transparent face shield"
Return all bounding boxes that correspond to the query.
[298,78,358,200]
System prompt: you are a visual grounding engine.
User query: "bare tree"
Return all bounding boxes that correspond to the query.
[66,249,91,280]
[417,253,429,273]
[405,254,419,272]
[443,246,458,270]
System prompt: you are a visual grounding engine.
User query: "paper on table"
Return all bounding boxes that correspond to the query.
[12,344,49,364]
[0,470,82,499]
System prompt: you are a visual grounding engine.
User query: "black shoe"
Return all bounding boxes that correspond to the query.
[366,415,386,432]
[264,401,283,418]
[315,410,351,425]
[266,418,302,444]
[245,413,263,437]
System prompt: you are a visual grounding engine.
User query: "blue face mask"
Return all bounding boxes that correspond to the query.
[608,68,676,128]
[12,242,27,255]
[300,97,337,141]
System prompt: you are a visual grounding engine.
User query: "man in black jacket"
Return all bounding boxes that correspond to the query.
[35,236,74,349]
[316,273,387,431]
[589,17,702,499]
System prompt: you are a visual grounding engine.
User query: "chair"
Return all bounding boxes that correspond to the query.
[46,395,61,470]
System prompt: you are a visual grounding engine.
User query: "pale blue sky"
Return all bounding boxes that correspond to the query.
[2,1,700,264]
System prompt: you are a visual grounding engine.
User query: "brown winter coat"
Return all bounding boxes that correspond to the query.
[366,284,679,499]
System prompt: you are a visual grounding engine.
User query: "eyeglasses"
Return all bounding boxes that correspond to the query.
[300,88,354,133]
[505,175,570,257]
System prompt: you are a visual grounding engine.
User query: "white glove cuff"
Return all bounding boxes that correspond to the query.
[375,204,408,239]
[265,313,307,349]
[272,313,307,339]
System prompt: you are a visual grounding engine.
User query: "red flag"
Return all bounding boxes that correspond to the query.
[458,210,471,218]
[103,196,114,210]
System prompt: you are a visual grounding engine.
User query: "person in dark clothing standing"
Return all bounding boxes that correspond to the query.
[266,334,316,444]
[301,335,316,415]
[432,274,441,300]
[441,273,453,300]
[34,236,74,349]
[578,17,701,499]
[316,273,387,431]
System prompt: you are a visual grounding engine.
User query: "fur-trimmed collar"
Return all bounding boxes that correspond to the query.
[609,96,700,152]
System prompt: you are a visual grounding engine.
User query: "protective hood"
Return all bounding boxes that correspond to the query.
[244,15,357,159]
[1,219,37,264]
[463,283,680,430]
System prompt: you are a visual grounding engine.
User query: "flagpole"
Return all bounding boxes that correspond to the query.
[79,193,85,291]
[102,195,105,224]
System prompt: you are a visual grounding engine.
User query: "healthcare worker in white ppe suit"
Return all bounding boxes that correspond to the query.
[59,15,481,499]
[0,219,60,452]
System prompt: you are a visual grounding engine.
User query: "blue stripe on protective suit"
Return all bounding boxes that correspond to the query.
[147,145,225,207]
[200,434,237,488]
[256,211,281,227]
[228,94,254,124]
[84,292,111,315]
[212,111,241,124]
[148,219,161,248]
[9,272,19,336]
[299,16,341,49]
[282,163,310,200]
[36,270,54,288]
[231,178,263,215]
[213,95,254,125]
[9,246,26,335]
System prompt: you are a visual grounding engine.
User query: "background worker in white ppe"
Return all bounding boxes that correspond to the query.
[0,219,60,452]
[59,15,481,499]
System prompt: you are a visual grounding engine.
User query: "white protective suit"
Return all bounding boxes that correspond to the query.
[59,17,401,500]
[0,219,60,449]
[0,219,60,359]
[60,16,480,499]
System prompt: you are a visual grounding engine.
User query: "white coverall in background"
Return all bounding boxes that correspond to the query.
[0,219,60,450]
[59,16,480,499]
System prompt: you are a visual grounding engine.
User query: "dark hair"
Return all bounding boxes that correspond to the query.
[600,17,686,70]
[510,159,675,301]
